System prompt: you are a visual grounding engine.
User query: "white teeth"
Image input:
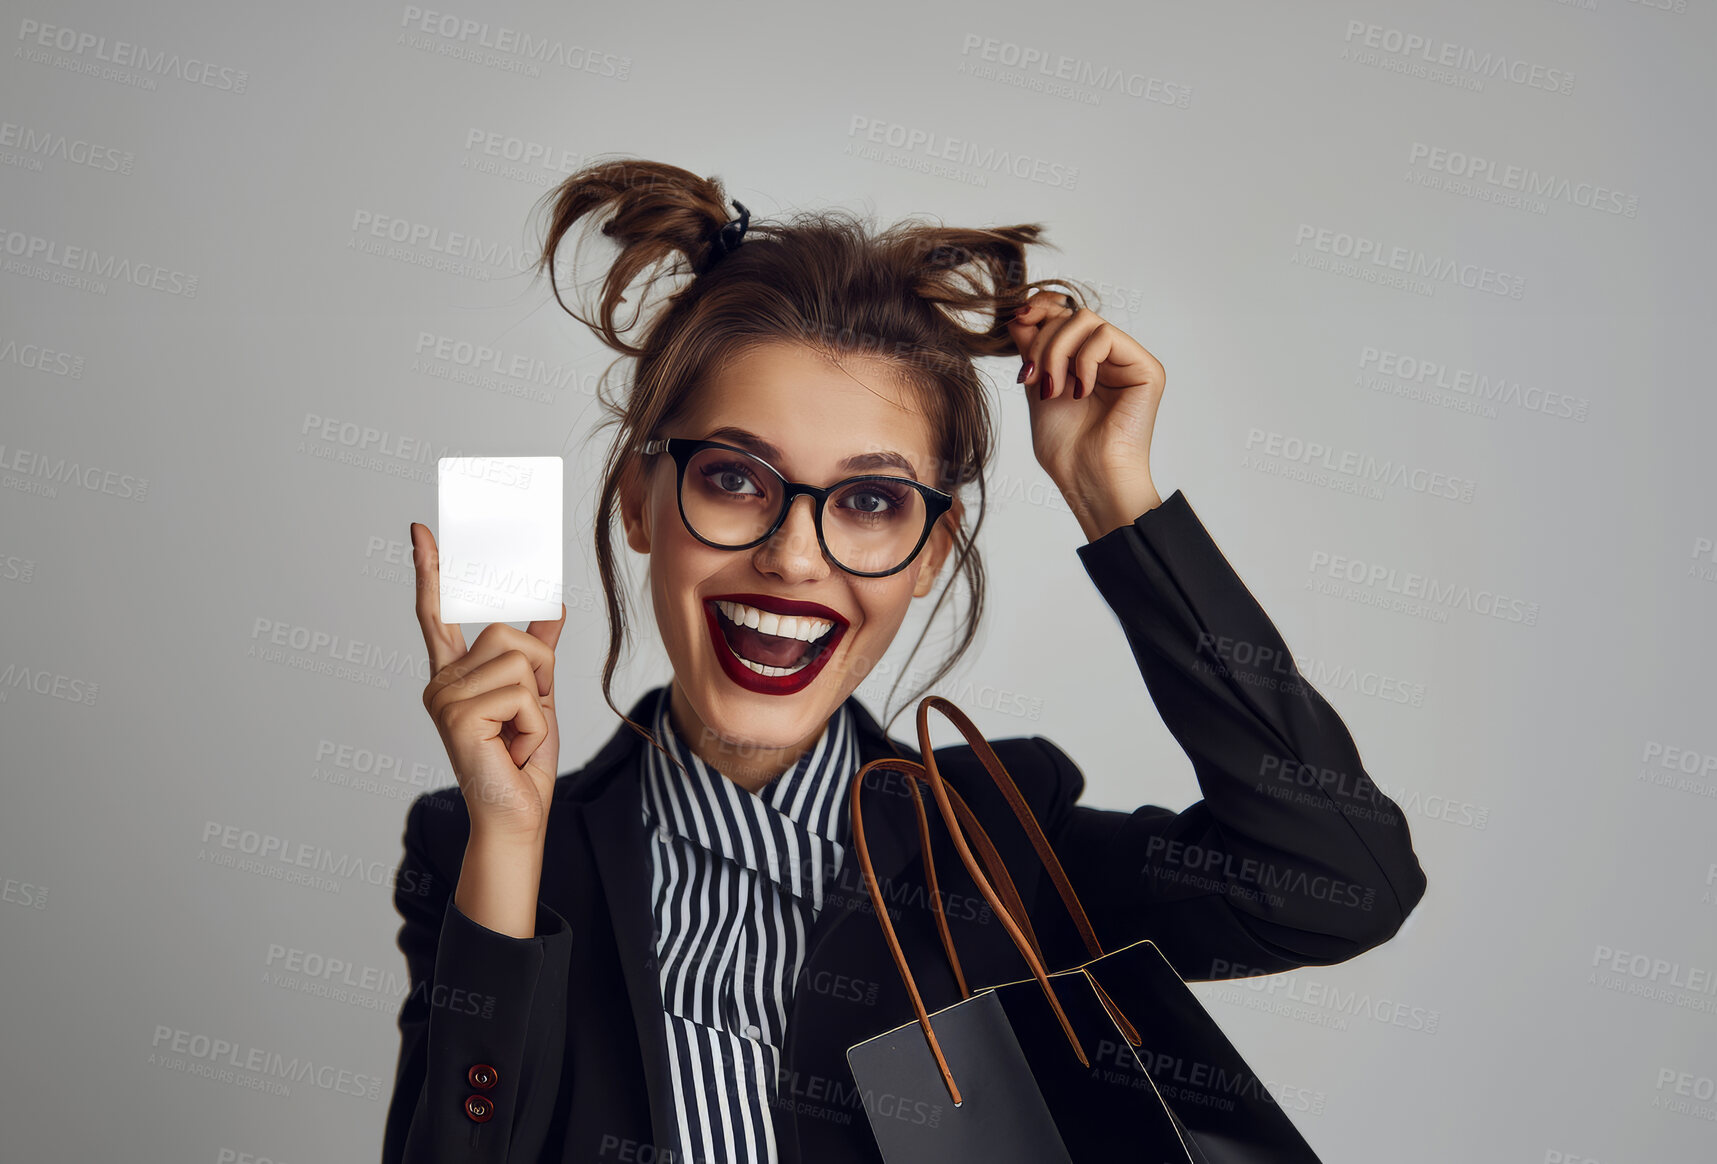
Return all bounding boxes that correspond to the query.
[714,600,834,643]
[734,653,811,678]
[711,599,839,678]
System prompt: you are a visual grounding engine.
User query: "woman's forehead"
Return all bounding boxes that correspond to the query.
[694,423,928,482]
[683,349,936,479]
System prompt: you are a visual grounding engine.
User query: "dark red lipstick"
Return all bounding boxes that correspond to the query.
[702,593,848,696]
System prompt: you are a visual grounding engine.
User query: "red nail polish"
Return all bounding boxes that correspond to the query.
[1074,377,1084,399]
[1016,363,1027,384]
[1041,374,1051,400]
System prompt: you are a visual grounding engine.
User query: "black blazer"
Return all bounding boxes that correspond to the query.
[382,490,1429,1163]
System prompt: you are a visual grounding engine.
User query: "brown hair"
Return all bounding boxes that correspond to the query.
[528,155,1087,758]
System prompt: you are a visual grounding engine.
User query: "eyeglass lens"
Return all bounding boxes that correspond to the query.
[680,446,928,573]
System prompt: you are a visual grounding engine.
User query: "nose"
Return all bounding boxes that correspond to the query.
[753,493,831,582]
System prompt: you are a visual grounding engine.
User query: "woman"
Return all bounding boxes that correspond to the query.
[382,159,1428,1164]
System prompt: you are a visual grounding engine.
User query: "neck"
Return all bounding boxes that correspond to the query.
[667,680,830,795]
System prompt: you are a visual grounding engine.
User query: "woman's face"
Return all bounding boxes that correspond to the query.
[620,340,958,783]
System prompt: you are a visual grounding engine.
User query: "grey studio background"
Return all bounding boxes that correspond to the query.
[3,1,1713,1161]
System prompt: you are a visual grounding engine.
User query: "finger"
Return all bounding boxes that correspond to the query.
[469,623,558,698]
[1014,291,1083,396]
[1069,322,1117,401]
[526,603,567,656]
[442,684,551,772]
[425,646,546,725]
[523,605,566,704]
[411,522,468,675]
[1033,310,1102,401]
[1012,288,1076,328]
[1007,291,1068,356]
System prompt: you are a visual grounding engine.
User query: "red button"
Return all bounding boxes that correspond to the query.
[468,1063,498,1090]
[464,1094,494,1123]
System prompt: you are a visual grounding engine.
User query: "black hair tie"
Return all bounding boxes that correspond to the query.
[701,199,750,274]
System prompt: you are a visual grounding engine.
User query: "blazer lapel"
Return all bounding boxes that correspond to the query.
[803,693,925,965]
[772,696,927,1163]
[554,688,681,1156]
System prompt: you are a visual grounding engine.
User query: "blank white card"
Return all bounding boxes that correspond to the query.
[436,456,564,624]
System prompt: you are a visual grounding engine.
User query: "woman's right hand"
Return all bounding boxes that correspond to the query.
[410,521,566,845]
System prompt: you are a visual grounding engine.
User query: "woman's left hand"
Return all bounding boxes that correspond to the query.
[1005,290,1166,540]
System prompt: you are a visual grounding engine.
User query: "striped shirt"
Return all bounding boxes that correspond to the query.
[638,686,861,1164]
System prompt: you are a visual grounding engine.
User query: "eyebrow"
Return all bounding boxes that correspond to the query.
[698,426,923,481]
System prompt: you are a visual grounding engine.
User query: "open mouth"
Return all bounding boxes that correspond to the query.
[709,598,843,678]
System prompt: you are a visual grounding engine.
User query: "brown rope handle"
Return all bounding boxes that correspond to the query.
[848,696,1147,1104]
[916,697,1106,960]
[892,766,1051,999]
[912,697,1141,1049]
[850,753,1086,1107]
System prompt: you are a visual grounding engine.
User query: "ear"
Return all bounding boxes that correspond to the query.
[619,453,654,554]
[912,496,962,598]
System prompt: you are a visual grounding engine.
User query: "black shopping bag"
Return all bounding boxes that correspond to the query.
[844,696,1324,1163]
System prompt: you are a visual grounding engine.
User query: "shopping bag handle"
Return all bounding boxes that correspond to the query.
[913,696,1108,963]
[848,696,1140,1105]
[882,763,1049,997]
[852,752,1081,1106]
[910,697,1141,1048]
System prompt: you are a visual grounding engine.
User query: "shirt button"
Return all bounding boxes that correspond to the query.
[464,1094,494,1123]
[744,1023,761,1040]
[467,1063,498,1090]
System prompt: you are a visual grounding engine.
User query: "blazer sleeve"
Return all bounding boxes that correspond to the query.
[381,791,575,1164]
[1033,489,1428,982]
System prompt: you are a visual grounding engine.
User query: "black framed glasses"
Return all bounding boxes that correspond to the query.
[640,437,955,578]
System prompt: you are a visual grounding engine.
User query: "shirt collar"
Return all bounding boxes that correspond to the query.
[641,687,859,899]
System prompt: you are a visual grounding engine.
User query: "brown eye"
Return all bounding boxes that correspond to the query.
[834,482,910,521]
[699,461,763,497]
